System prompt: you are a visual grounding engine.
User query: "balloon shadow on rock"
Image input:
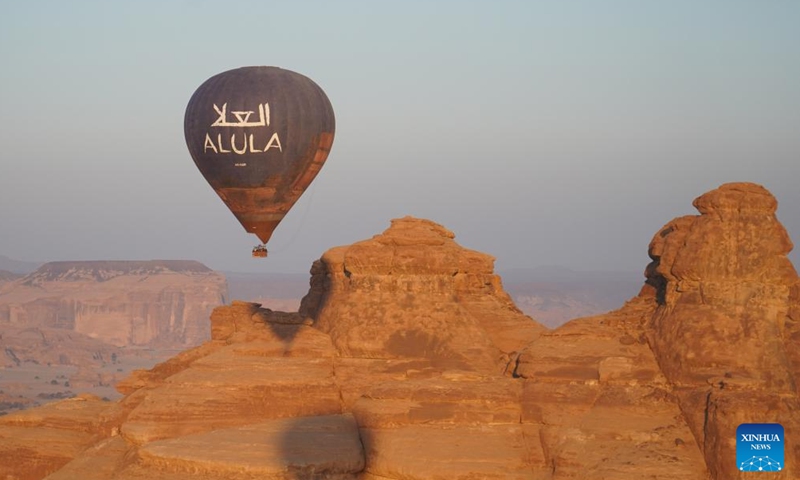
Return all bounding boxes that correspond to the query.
[276,414,366,479]
[252,308,307,348]
[252,307,369,478]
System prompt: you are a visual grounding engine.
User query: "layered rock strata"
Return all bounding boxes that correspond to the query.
[0,261,228,350]
[300,217,545,373]
[0,185,796,479]
[644,182,800,479]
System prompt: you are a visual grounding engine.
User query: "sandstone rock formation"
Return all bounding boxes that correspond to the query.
[0,184,797,479]
[0,261,228,350]
[515,182,799,478]
[299,217,545,373]
[644,182,800,479]
[225,268,641,329]
[0,394,117,480]
[515,297,709,478]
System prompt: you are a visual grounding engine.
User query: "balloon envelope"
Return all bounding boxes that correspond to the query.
[184,66,335,244]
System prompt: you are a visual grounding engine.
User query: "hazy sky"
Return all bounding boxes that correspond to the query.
[1,1,798,274]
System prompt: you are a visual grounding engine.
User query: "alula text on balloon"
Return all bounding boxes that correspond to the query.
[203,132,283,154]
[202,102,284,154]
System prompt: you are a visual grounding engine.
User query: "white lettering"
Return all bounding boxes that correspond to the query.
[264,132,282,152]
[203,134,218,153]
[741,434,781,442]
[211,103,228,127]
[231,134,247,154]
[217,134,231,153]
[203,102,282,156]
[232,110,253,124]
[210,102,269,127]
[248,133,258,153]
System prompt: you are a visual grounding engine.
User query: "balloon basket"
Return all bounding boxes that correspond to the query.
[252,245,268,258]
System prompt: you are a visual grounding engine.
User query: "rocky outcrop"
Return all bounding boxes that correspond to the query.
[300,216,545,373]
[0,218,547,479]
[119,308,342,446]
[1,187,797,479]
[0,261,228,349]
[514,182,799,479]
[644,182,800,479]
[0,394,117,480]
[515,297,709,478]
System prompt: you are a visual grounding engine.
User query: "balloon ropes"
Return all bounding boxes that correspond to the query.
[184,67,335,258]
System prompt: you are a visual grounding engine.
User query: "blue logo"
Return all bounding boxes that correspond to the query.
[737,423,784,472]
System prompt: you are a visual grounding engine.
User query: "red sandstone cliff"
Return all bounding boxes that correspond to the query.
[0,261,228,350]
[0,183,796,479]
[644,183,799,479]
[299,217,544,373]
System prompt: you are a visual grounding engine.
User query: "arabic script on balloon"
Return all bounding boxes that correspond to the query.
[202,102,284,155]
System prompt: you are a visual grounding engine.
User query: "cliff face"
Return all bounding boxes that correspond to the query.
[643,183,800,479]
[300,217,545,373]
[513,183,799,479]
[0,261,228,349]
[1,183,797,480]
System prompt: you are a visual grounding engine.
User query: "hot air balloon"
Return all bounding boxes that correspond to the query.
[184,66,335,257]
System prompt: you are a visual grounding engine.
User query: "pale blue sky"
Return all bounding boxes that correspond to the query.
[1,1,798,274]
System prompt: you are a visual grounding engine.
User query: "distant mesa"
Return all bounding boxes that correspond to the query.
[0,260,228,419]
[21,260,213,285]
[0,182,797,480]
[0,260,227,351]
